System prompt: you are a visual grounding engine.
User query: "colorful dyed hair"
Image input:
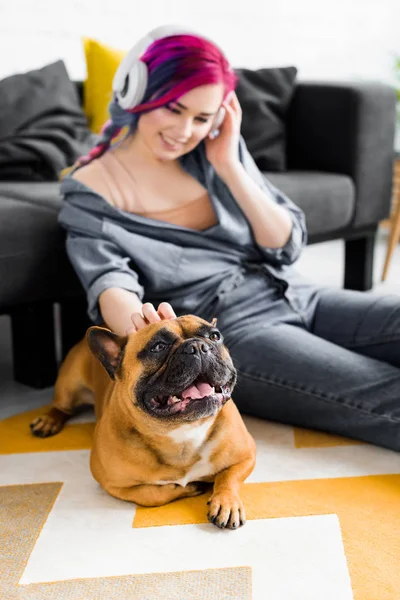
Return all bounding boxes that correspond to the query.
[64,34,238,174]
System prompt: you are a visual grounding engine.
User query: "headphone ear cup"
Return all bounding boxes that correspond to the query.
[213,106,226,130]
[116,61,148,111]
[209,106,226,137]
[112,33,155,111]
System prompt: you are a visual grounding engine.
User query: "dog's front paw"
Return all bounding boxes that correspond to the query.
[207,490,246,529]
[30,413,64,438]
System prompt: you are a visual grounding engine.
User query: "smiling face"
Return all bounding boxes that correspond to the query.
[132,83,225,162]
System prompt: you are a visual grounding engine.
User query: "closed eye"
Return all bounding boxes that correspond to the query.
[165,105,209,123]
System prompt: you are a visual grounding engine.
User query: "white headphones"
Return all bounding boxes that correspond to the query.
[112,24,226,136]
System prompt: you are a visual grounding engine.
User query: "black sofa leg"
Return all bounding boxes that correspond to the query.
[59,296,92,361]
[10,302,58,389]
[344,233,376,291]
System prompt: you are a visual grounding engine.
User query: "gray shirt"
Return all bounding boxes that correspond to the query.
[59,136,308,324]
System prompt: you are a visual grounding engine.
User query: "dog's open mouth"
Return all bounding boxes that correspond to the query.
[149,377,232,414]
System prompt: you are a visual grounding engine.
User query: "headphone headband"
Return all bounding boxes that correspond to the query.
[111,24,228,136]
[112,24,201,97]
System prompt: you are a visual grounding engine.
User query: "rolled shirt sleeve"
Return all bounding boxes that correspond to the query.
[237,136,308,265]
[65,232,145,323]
[58,193,145,324]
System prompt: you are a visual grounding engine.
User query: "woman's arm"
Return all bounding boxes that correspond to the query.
[59,179,178,337]
[99,288,144,336]
[217,162,293,249]
[205,93,307,265]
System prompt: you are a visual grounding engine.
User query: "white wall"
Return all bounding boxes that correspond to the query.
[0,0,399,86]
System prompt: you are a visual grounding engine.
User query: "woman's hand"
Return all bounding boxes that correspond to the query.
[204,91,242,179]
[126,302,177,335]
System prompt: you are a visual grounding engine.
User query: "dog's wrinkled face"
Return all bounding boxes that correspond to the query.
[87,315,237,422]
[135,317,237,421]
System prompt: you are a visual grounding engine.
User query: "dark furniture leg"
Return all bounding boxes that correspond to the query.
[10,301,58,389]
[344,233,376,291]
[59,296,92,360]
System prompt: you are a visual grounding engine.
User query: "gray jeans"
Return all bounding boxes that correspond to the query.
[204,269,400,452]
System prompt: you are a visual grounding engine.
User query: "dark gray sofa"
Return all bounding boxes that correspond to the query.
[0,80,397,388]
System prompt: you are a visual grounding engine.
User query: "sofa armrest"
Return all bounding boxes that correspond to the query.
[286,81,397,228]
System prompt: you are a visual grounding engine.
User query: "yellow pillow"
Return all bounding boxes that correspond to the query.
[82,37,126,133]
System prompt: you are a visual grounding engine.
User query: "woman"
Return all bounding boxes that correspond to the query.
[59,26,400,451]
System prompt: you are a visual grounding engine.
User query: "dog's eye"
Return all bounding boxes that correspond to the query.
[209,331,221,342]
[151,342,167,353]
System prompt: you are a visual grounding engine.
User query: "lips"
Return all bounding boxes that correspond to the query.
[159,133,182,151]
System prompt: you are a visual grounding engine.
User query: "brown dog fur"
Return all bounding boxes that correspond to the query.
[30,315,256,529]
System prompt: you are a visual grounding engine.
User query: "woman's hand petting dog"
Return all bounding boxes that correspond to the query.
[126,302,177,335]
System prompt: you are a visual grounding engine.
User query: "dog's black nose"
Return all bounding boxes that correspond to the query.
[182,340,210,355]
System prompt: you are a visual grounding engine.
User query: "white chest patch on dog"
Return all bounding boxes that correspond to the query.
[154,420,218,488]
[167,420,213,449]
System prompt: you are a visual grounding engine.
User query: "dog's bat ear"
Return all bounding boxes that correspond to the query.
[86,326,128,380]
[211,317,218,327]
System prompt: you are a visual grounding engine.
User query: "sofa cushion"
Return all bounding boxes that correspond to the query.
[0,182,80,310]
[264,171,355,237]
[0,61,96,182]
[235,67,297,172]
[83,37,125,134]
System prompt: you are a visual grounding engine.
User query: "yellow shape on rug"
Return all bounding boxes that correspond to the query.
[293,427,364,448]
[0,406,94,454]
[0,483,251,600]
[134,475,400,600]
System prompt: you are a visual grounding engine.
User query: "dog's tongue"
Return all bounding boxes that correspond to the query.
[181,382,213,400]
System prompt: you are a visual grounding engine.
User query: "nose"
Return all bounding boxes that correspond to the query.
[181,339,210,356]
[175,118,193,141]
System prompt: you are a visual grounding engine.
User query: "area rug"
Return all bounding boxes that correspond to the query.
[1,403,399,600]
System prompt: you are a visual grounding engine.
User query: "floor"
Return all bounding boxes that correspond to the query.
[1,229,400,420]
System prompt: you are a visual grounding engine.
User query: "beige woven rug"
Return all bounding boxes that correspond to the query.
[1,403,399,599]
